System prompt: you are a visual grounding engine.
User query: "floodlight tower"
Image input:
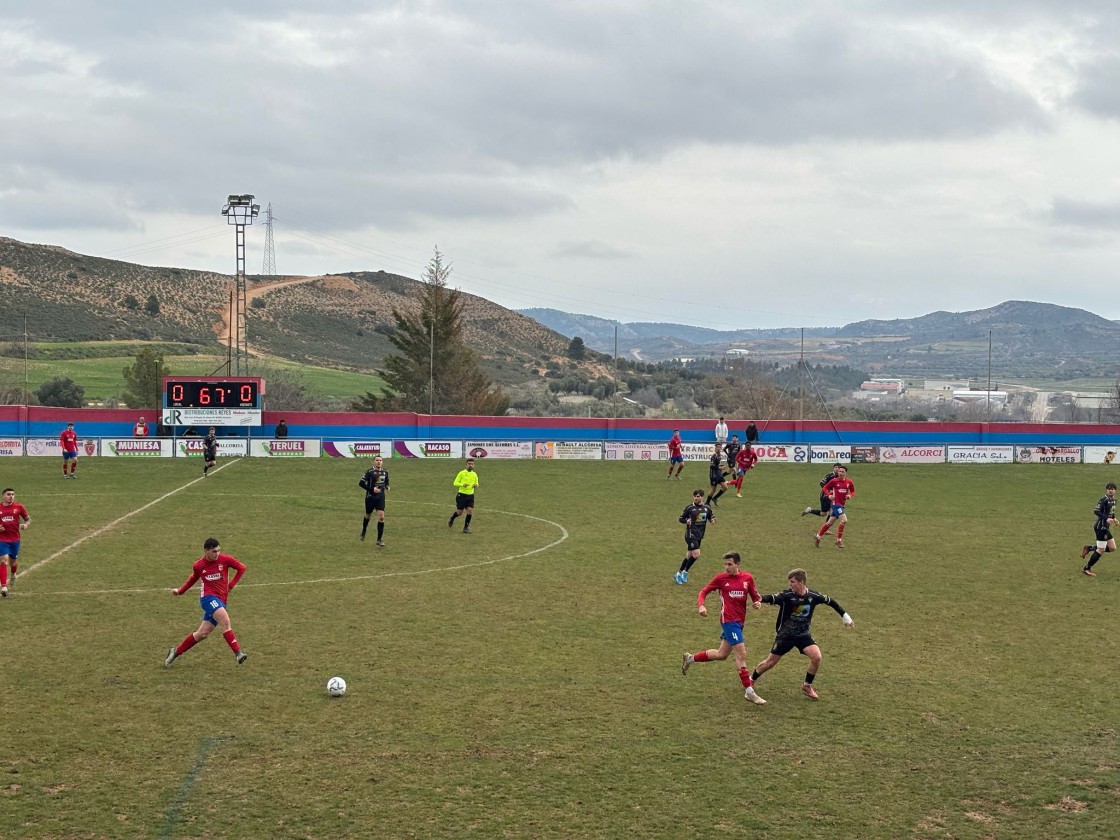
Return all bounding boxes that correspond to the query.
[220,194,260,375]
[262,202,277,276]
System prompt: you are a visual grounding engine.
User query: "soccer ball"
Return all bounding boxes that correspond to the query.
[326,676,347,697]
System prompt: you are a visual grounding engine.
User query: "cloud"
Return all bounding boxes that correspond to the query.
[549,240,633,260]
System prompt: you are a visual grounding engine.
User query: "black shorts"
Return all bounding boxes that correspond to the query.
[709,473,725,487]
[365,493,386,514]
[819,494,830,512]
[456,492,475,511]
[203,448,217,461]
[772,633,816,656]
[1094,525,1113,542]
[685,531,704,552]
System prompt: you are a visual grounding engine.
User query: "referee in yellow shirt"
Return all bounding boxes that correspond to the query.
[448,458,479,533]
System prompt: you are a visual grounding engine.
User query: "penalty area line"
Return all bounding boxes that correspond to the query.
[18,460,240,581]
[17,508,568,598]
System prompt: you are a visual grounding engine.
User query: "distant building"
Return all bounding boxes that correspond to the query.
[952,389,1008,408]
[924,379,969,391]
[859,378,904,393]
[725,348,750,356]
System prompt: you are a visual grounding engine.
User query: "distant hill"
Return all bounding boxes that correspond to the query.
[520,301,1120,379]
[0,237,578,379]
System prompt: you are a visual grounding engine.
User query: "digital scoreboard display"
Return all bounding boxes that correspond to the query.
[164,379,262,409]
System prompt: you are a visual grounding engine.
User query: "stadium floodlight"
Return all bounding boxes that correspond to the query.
[220,193,259,376]
[221,194,261,225]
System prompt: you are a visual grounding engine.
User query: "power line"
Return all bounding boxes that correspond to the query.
[262,203,277,276]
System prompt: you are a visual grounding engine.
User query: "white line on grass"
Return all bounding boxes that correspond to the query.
[13,508,568,598]
[17,460,240,581]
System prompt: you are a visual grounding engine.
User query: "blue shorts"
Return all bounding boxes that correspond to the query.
[0,541,19,559]
[669,455,683,465]
[720,621,745,646]
[200,595,227,626]
[831,504,846,518]
[63,451,78,460]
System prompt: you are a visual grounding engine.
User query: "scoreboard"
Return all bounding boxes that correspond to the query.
[161,377,264,427]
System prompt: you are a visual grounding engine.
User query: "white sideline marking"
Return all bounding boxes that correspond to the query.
[12,508,568,598]
[17,460,239,581]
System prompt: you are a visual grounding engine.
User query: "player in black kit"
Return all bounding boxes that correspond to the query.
[705,445,729,507]
[202,427,218,476]
[750,568,854,700]
[359,455,391,547]
[722,435,741,476]
[802,463,842,517]
[1081,482,1117,576]
[674,490,715,585]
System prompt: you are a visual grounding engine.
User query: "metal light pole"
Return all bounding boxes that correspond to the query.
[220,194,260,375]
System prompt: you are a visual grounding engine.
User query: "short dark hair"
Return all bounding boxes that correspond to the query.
[203,537,220,550]
[723,551,741,565]
[788,568,807,583]
[2,488,13,494]
[693,489,704,496]
[1108,483,1117,491]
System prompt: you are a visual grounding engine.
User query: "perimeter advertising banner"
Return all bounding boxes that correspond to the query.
[657,443,721,462]
[1015,446,1081,464]
[176,439,248,458]
[879,446,945,464]
[1083,446,1120,465]
[947,446,1015,464]
[321,441,394,458]
[752,444,801,463]
[100,439,173,457]
[392,441,463,458]
[809,446,852,464]
[0,439,24,457]
[850,445,880,464]
[534,442,602,460]
[464,441,534,459]
[605,443,666,461]
[249,439,322,458]
[27,437,98,457]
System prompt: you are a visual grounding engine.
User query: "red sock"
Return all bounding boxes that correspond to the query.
[739,667,753,688]
[837,524,846,539]
[693,651,710,663]
[175,634,200,657]
[817,525,829,537]
[0,565,7,586]
[10,562,17,576]
[222,630,241,654]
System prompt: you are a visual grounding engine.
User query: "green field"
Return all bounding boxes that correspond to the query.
[0,343,385,403]
[3,459,1119,838]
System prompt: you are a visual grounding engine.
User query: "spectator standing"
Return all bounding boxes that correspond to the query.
[714,417,728,446]
[133,416,149,438]
[274,420,289,439]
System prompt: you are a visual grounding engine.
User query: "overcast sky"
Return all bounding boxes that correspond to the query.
[4,2,1120,330]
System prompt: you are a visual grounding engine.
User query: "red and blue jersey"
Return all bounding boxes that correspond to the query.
[697,571,760,624]
[176,553,246,601]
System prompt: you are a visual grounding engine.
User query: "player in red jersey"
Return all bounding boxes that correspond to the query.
[732,444,758,498]
[164,537,248,667]
[680,552,767,705]
[815,465,855,549]
[666,429,684,479]
[133,416,149,438]
[0,488,30,598]
[59,422,79,479]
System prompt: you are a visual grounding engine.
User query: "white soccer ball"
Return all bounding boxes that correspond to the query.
[326,676,347,697]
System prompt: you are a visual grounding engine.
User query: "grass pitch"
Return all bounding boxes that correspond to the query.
[2,457,1119,838]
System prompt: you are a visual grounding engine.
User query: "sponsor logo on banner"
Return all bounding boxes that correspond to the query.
[605,443,664,461]
[392,441,463,458]
[161,407,261,427]
[850,445,879,463]
[268,440,307,456]
[880,446,945,464]
[1015,446,1081,464]
[1083,446,1120,465]
[0,439,24,457]
[319,442,392,458]
[810,446,851,464]
[947,446,1014,464]
[27,438,98,457]
[464,442,534,459]
[680,443,718,462]
[552,442,602,460]
[177,439,247,457]
[753,444,797,463]
[535,442,554,459]
[103,439,169,457]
